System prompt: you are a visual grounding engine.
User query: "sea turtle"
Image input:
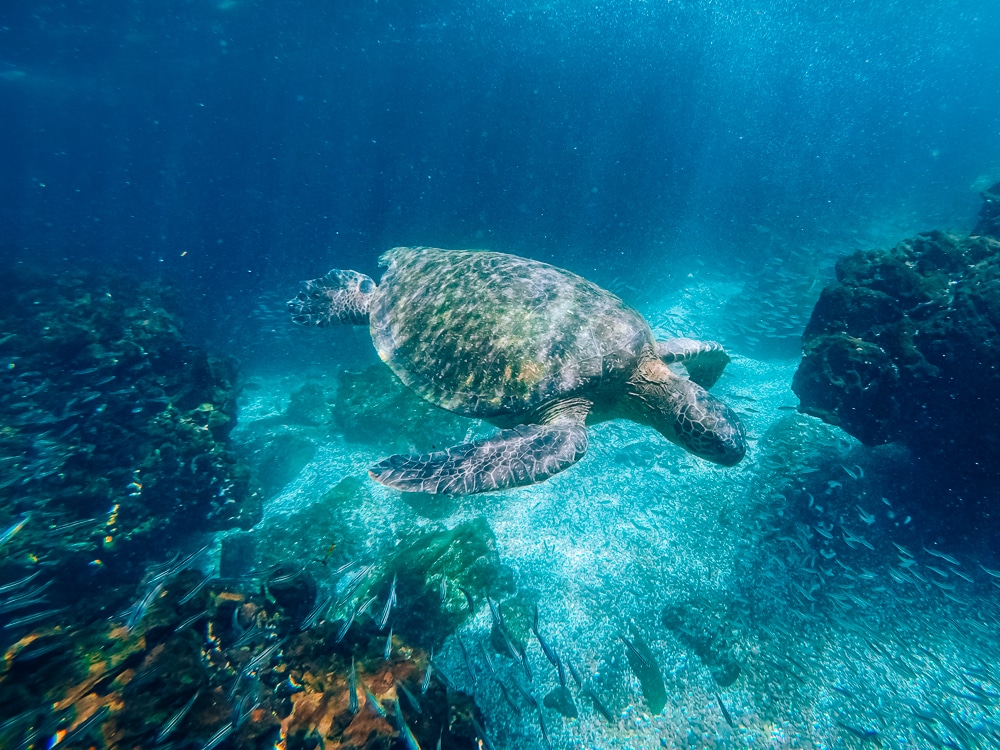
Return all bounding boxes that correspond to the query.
[288,247,746,495]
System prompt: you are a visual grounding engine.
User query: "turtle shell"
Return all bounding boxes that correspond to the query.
[369,247,653,419]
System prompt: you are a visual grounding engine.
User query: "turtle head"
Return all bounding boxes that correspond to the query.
[627,358,746,466]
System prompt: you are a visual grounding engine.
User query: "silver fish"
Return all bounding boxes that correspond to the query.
[0,569,42,595]
[516,641,533,682]
[471,717,497,750]
[497,621,521,662]
[156,688,202,744]
[397,681,422,716]
[537,705,552,749]
[349,657,359,714]
[337,564,374,607]
[566,659,583,688]
[335,607,356,644]
[421,648,434,694]
[511,677,534,705]
[393,698,422,750]
[267,566,304,585]
[173,609,210,634]
[241,639,284,677]
[200,721,234,750]
[356,594,379,617]
[480,641,497,676]
[300,592,333,631]
[923,547,960,566]
[4,607,67,629]
[457,635,476,684]
[979,563,1000,579]
[428,653,457,692]
[0,514,30,548]
[126,582,164,632]
[330,558,359,576]
[233,694,259,728]
[716,694,735,728]
[486,596,503,627]
[619,633,651,668]
[179,571,214,605]
[497,680,521,714]
[586,687,616,724]
[59,705,110,747]
[458,585,475,614]
[364,681,387,717]
[378,573,397,631]
[533,625,559,667]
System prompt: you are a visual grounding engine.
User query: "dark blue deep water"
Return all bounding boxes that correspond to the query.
[3,1,1000,346]
[2,3,1000,749]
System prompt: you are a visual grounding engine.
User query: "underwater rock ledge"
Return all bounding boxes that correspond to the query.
[793,183,1000,483]
[0,267,262,612]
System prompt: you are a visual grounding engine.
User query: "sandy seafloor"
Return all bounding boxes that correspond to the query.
[231,277,1000,750]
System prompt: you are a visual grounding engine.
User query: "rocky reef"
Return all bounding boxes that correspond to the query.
[0,268,261,630]
[0,563,484,749]
[792,183,1000,487]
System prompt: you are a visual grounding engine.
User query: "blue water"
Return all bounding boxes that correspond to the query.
[2,2,1000,749]
[3,1,999,338]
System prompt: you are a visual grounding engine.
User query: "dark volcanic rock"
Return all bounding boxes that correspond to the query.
[0,268,261,614]
[793,221,1000,479]
[972,180,1000,239]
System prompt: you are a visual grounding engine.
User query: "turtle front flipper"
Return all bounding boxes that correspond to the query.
[656,338,730,390]
[369,422,589,495]
[288,269,377,326]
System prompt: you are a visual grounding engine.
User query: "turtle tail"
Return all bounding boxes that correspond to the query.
[288,269,376,326]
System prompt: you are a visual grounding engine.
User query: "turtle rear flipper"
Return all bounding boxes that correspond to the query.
[369,422,588,495]
[288,269,376,326]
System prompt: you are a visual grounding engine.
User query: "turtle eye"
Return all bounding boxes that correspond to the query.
[359,278,375,294]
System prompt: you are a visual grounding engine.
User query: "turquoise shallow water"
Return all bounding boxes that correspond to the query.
[233,274,1000,750]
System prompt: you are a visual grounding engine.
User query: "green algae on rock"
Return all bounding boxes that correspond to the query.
[383,518,515,645]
